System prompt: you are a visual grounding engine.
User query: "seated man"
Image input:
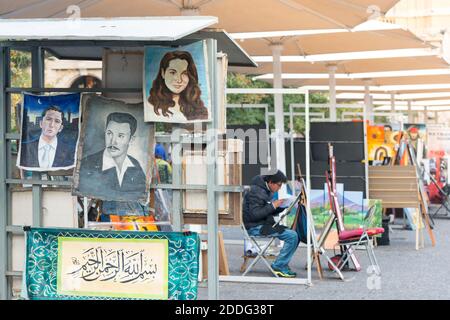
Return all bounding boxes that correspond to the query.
[243,170,299,278]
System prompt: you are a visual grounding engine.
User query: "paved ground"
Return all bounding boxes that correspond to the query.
[198,207,450,300]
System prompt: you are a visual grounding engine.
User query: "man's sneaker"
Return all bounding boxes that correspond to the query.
[271,265,296,278]
[285,268,297,277]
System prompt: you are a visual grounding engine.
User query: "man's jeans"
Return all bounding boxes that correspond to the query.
[247,225,299,271]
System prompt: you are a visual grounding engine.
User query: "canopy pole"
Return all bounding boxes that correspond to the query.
[327,64,337,122]
[363,89,370,199]
[270,43,287,192]
[424,106,428,125]
[363,79,373,123]
[407,100,413,123]
[435,111,439,124]
[305,90,312,286]
[390,93,396,112]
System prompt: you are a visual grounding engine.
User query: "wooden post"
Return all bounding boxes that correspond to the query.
[201,231,229,279]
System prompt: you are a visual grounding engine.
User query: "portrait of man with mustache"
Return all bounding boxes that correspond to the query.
[78,112,147,200]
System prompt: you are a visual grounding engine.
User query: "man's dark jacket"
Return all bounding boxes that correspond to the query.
[243,175,286,235]
[78,150,147,201]
[19,137,76,168]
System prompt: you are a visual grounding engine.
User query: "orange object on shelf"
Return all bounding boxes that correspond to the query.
[110,215,159,231]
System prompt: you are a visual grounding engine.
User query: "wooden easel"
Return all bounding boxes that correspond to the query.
[201,231,230,279]
[369,141,436,250]
[406,143,436,248]
[319,144,361,271]
[381,131,404,219]
[296,164,344,280]
[293,164,324,280]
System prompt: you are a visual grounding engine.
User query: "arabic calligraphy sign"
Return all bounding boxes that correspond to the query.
[57,238,168,299]
[24,228,200,300]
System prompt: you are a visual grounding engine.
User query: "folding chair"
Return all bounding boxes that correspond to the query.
[240,222,280,277]
[330,205,384,275]
[430,174,450,218]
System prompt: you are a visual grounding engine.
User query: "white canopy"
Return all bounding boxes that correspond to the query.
[0,0,400,31]
[233,24,431,56]
[0,16,218,41]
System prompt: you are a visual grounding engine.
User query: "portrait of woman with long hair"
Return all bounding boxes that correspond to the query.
[144,44,210,123]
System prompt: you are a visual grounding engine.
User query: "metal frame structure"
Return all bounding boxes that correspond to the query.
[220,87,312,286]
[0,38,238,300]
[226,103,324,184]
[286,103,371,197]
[341,111,406,123]
[226,103,271,170]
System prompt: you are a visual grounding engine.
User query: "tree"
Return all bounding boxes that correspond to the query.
[10,50,32,133]
[226,73,329,134]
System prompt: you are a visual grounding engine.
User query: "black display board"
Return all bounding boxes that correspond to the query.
[285,122,366,197]
[227,122,366,193]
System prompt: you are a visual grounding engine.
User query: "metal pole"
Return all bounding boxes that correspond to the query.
[31,47,44,227]
[83,197,88,229]
[206,39,219,300]
[305,90,312,285]
[0,46,8,300]
[327,64,337,122]
[407,100,413,123]
[171,127,183,232]
[265,105,271,170]
[289,104,295,185]
[390,93,396,112]
[270,43,287,188]
[363,94,370,199]
[363,79,373,123]
[4,47,12,300]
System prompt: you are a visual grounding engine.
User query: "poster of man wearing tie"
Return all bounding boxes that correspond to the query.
[17,93,82,172]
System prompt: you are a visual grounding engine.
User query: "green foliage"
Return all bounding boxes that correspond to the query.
[10,50,31,88]
[10,50,32,132]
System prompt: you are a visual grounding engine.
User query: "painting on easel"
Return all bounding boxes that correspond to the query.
[303,187,381,230]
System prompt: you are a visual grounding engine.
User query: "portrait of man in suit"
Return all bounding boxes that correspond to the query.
[77,111,147,200]
[19,105,74,169]
[17,93,81,171]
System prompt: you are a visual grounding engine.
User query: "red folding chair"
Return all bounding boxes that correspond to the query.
[330,205,384,275]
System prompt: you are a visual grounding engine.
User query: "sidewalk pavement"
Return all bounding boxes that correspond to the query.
[198,207,450,300]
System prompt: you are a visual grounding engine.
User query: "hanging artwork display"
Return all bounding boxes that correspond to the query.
[367,125,396,161]
[23,227,199,300]
[180,140,242,225]
[17,93,81,171]
[427,124,450,202]
[73,95,154,202]
[143,40,211,123]
[403,123,426,153]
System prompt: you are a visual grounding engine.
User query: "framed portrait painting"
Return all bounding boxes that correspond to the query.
[143,40,211,123]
